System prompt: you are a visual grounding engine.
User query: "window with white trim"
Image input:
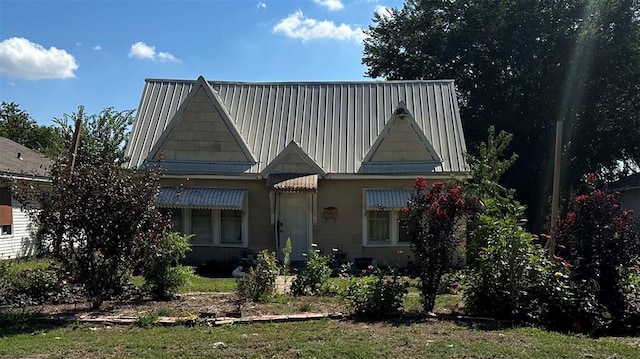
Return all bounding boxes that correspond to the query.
[363,188,412,246]
[364,210,409,246]
[160,207,248,247]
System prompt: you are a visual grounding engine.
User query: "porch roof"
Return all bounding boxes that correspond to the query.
[267,173,318,193]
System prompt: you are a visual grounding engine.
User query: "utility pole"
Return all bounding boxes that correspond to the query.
[69,115,83,176]
[549,120,563,257]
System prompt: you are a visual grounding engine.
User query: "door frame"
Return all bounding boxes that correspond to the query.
[275,192,314,261]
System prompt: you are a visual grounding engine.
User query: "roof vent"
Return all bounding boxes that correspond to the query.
[17,152,24,161]
[394,107,410,119]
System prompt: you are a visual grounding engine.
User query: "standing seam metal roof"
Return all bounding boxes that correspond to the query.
[125,78,469,174]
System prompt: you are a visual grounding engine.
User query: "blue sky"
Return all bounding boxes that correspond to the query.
[0,0,401,126]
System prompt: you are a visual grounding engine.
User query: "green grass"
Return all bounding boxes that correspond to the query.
[129,275,237,293]
[1,316,638,358]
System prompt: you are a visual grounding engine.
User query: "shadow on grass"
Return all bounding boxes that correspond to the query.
[348,310,514,331]
[0,309,71,337]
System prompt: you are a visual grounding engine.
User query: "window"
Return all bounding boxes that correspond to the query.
[159,207,247,247]
[221,210,242,244]
[398,211,411,243]
[0,187,12,236]
[191,209,214,242]
[161,208,183,233]
[363,189,412,246]
[368,211,390,243]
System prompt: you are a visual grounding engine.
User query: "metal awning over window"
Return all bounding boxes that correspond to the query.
[266,173,318,193]
[365,189,412,211]
[157,187,245,210]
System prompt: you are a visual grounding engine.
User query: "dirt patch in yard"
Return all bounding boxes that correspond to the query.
[18,293,350,321]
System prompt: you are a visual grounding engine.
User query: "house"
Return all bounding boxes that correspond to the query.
[609,173,640,217]
[0,137,51,259]
[125,76,469,267]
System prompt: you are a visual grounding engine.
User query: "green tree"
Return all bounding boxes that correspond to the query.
[0,102,64,156]
[12,107,171,309]
[363,0,640,231]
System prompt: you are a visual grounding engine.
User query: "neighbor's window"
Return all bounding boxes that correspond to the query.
[0,187,12,235]
[368,210,390,243]
[220,210,242,244]
[191,209,213,242]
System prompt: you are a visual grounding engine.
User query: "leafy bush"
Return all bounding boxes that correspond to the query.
[141,232,193,300]
[345,268,408,319]
[0,260,80,306]
[291,247,332,296]
[464,203,540,319]
[437,269,466,295]
[555,174,640,334]
[236,250,278,302]
[402,178,475,313]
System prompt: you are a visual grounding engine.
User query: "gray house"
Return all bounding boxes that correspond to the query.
[125,76,469,266]
[609,173,640,217]
[0,137,51,259]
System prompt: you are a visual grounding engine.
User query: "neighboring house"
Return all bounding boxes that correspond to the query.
[0,137,51,259]
[609,173,640,217]
[125,76,469,266]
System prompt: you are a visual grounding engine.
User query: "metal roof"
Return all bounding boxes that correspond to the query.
[0,137,51,179]
[267,173,318,192]
[157,187,245,209]
[365,189,413,211]
[126,77,468,175]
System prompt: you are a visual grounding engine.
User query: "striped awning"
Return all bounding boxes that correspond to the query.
[267,173,318,192]
[365,189,412,211]
[157,187,245,210]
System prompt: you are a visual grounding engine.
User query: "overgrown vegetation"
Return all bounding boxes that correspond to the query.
[140,232,193,300]
[236,250,279,302]
[345,267,408,318]
[8,107,173,309]
[291,247,332,296]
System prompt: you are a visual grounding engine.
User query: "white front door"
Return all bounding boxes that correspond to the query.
[278,193,310,261]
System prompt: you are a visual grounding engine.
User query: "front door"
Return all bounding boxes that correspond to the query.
[278,193,310,261]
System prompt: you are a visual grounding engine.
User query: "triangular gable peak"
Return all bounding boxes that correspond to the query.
[261,141,326,177]
[361,101,442,173]
[148,76,256,164]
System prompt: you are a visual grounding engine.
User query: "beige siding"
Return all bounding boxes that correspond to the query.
[0,196,36,259]
[158,88,249,162]
[163,177,465,268]
[370,119,436,162]
[270,152,317,174]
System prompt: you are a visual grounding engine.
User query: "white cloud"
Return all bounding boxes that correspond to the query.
[257,2,267,9]
[92,45,102,51]
[273,10,364,42]
[313,0,344,11]
[0,37,78,80]
[128,41,180,63]
[374,5,392,20]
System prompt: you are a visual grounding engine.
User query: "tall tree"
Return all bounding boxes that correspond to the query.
[363,0,640,230]
[0,102,64,156]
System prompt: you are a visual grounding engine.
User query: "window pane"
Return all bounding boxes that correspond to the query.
[161,208,183,233]
[368,211,390,243]
[221,210,242,243]
[398,211,410,243]
[192,209,213,241]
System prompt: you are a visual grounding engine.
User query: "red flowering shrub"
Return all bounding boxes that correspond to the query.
[402,177,475,313]
[556,174,640,334]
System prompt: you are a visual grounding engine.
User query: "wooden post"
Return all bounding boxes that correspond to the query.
[549,120,563,257]
[69,116,83,176]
